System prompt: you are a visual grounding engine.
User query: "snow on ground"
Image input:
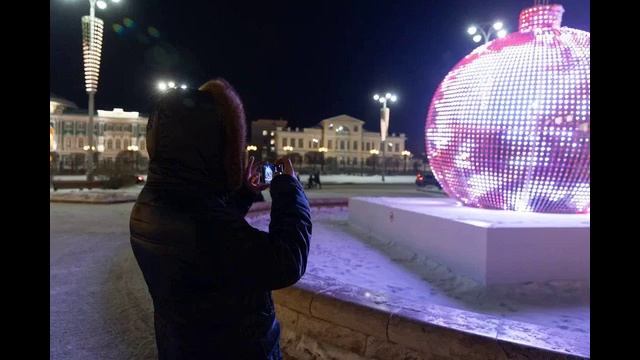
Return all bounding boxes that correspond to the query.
[246,206,589,334]
[53,175,148,181]
[54,174,412,184]
[305,174,415,184]
[50,184,145,195]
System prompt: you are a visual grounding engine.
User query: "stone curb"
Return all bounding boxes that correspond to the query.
[273,274,589,359]
[50,193,138,204]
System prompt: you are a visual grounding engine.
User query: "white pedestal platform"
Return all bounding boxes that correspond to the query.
[348,197,590,285]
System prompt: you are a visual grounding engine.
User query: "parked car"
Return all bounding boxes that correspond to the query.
[415,172,442,189]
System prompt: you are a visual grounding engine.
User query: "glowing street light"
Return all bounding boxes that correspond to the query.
[157,80,188,92]
[64,0,122,181]
[371,91,397,182]
[318,147,328,171]
[401,150,412,173]
[467,20,508,44]
[369,148,380,173]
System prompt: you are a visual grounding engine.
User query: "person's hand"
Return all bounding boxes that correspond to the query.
[275,157,296,179]
[245,156,269,194]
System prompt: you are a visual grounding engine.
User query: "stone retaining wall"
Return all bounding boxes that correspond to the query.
[272,277,587,360]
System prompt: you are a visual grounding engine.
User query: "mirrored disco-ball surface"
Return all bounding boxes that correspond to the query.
[425,4,590,213]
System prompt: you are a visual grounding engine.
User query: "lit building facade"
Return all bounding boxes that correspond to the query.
[250,114,407,171]
[50,96,149,173]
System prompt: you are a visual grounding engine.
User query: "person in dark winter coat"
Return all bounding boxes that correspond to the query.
[129,78,312,360]
[313,171,322,190]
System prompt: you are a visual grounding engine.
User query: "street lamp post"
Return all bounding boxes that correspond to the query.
[318,147,327,172]
[401,150,411,174]
[246,145,257,166]
[372,92,397,182]
[467,21,508,44]
[74,0,122,181]
[369,149,379,174]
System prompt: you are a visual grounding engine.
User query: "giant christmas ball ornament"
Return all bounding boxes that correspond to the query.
[425,4,589,213]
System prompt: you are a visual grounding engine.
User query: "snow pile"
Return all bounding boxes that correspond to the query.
[246,206,589,333]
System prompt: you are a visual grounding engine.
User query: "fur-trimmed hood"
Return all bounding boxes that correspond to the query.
[145,80,246,193]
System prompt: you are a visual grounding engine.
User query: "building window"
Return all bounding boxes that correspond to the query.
[107,139,113,150]
[395,143,400,152]
[354,141,358,150]
[140,139,146,150]
[116,139,121,150]
[340,140,345,150]
[366,142,370,151]
[262,130,268,136]
[361,142,364,151]
[308,140,312,149]
[353,157,358,165]
[282,138,287,147]
[298,139,303,148]
[124,139,130,149]
[328,140,332,149]
[353,126,358,132]
[65,138,72,149]
[78,137,84,148]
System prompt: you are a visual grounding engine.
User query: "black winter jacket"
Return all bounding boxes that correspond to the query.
[129,90,311,359]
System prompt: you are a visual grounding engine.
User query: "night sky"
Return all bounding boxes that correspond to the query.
[50,0,590,153]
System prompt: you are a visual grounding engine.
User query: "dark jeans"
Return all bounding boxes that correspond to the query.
[154,313,283,360]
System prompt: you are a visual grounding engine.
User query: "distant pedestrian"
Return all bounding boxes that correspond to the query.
[307,174,315,189]
[314,171,322,189]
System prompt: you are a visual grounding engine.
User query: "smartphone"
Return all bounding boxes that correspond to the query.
[260,162,284,185]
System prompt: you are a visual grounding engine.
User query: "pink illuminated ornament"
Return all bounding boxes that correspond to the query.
[425,3,589,214]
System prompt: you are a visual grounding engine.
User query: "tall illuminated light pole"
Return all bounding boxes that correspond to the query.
[401,150,411,173]
[369,149,379,173]
[246,145,257,165]
[467,21,508,44]
[75,0,121,181]
[372,92,397,182]
[318,147,328,172]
